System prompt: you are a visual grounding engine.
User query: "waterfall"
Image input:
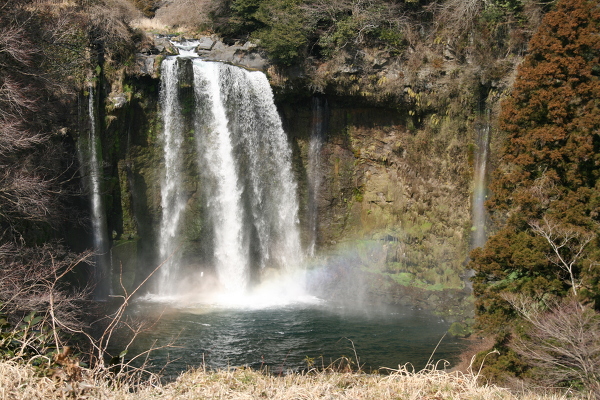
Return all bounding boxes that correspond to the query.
[306,97,327,256]
[156,46,302,298]
[471,110,490,249]
[192,60,248,293]
[86,85,111,298]
[157,58,188,295]
[233,67,302,275]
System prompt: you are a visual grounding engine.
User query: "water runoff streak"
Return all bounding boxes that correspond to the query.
[85,85,111,298]
[156,42,304,303]
[306,97,327,256]
[471,110,490,249]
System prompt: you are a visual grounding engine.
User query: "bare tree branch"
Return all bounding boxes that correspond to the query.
[528,216,595,296]
[503,293,600,396]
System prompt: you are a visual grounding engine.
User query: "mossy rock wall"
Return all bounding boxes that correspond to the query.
[94,71,163,292]
[282,98,475,299]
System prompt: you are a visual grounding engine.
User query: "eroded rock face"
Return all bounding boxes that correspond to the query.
[195,37,215,51]
[196,40,267,70]
[134,54,160,78]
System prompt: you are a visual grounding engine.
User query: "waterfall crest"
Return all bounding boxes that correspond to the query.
[156,50,303,300]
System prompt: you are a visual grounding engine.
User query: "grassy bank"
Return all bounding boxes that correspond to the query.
[0,360,587,400]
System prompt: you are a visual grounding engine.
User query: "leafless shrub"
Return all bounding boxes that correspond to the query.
[0,119,45,155]
[0,168,55,226]
[0,242,176,388]
[528,216,595,296]
[37,251,177,388]
[451,336,496,374]
[504,293,600,397]
[302,0,410,49]
[88,260,165,370]
[0,243,92,331]
[88,0,140,49]
[433,0,485,38]
[0,5,68,238]
[0,23,35,66]
[521,0,546,31]
[301,0,352,23]
[528,174,560,209]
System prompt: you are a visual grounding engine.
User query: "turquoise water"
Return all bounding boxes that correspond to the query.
[119,300,466,377]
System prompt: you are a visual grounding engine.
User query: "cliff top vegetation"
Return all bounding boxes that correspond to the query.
[128,0,554,99]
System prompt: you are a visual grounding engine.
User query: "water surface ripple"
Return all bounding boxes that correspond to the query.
[123,301,466,377]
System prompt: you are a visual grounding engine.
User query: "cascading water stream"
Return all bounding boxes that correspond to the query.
[306,97,327,256]
[155,43,303,300]
[157,58,188,295]
[471,110,490,249]
[86,85,111,298]
[193,60,248,294]
[234,68,303,274]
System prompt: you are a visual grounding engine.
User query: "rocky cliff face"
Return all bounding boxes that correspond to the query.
[280,99,475,321]
[91,34,517,323]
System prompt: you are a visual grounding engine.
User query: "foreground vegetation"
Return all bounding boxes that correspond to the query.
[0,359,587,400]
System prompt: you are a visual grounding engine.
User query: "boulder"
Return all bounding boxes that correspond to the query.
[134,54,159,77]
[197,37,268,71]
[154,37,177,54]
[196,36,215,51]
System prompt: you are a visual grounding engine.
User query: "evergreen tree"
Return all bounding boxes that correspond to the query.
[471,0,600,334]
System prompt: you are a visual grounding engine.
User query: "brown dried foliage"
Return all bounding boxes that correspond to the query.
[472,0,600,333]
[494,0,600,206]
[0,243,92,329]
[505,294,600,396]
[469,3,600,388]
[0,3,63,239]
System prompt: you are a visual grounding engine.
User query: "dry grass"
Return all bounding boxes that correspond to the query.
[0,360,586,400]
[130,17,171,33]
[27,0,77,9]
[153,0,220,31]
[451,336,497,374]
